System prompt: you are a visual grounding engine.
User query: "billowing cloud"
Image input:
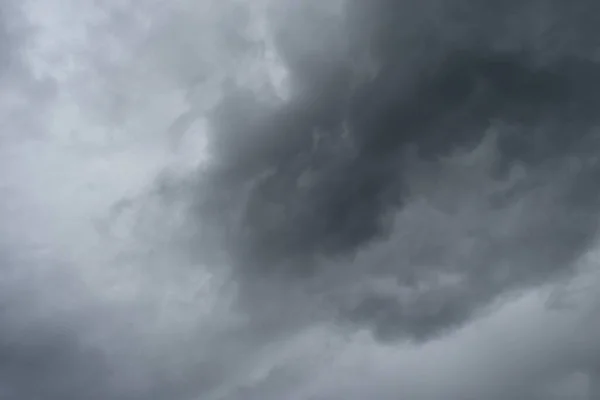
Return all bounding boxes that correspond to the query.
[1,0,600,399]
[188,0,600,343]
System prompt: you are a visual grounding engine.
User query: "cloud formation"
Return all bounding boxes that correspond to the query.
[2,0,600,399]
[191,0,600,343]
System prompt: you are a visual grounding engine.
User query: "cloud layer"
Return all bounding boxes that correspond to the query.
[2,0,600,399]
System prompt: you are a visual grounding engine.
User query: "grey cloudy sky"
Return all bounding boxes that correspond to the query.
[1,0,600,399]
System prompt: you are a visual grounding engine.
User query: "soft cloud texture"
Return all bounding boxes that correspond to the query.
[1,0,600,399]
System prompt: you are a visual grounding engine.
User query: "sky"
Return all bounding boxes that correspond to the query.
[1,0,600,399]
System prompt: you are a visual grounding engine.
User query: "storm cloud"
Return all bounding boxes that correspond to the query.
[187,0,600,343]
[2,0,600,399]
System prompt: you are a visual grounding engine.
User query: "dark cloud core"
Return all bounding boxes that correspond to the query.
[191,0,600,342]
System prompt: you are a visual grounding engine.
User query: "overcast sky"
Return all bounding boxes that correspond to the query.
[2,0,600,399]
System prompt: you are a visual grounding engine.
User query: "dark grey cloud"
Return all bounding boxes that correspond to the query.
[187,0,600,343]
